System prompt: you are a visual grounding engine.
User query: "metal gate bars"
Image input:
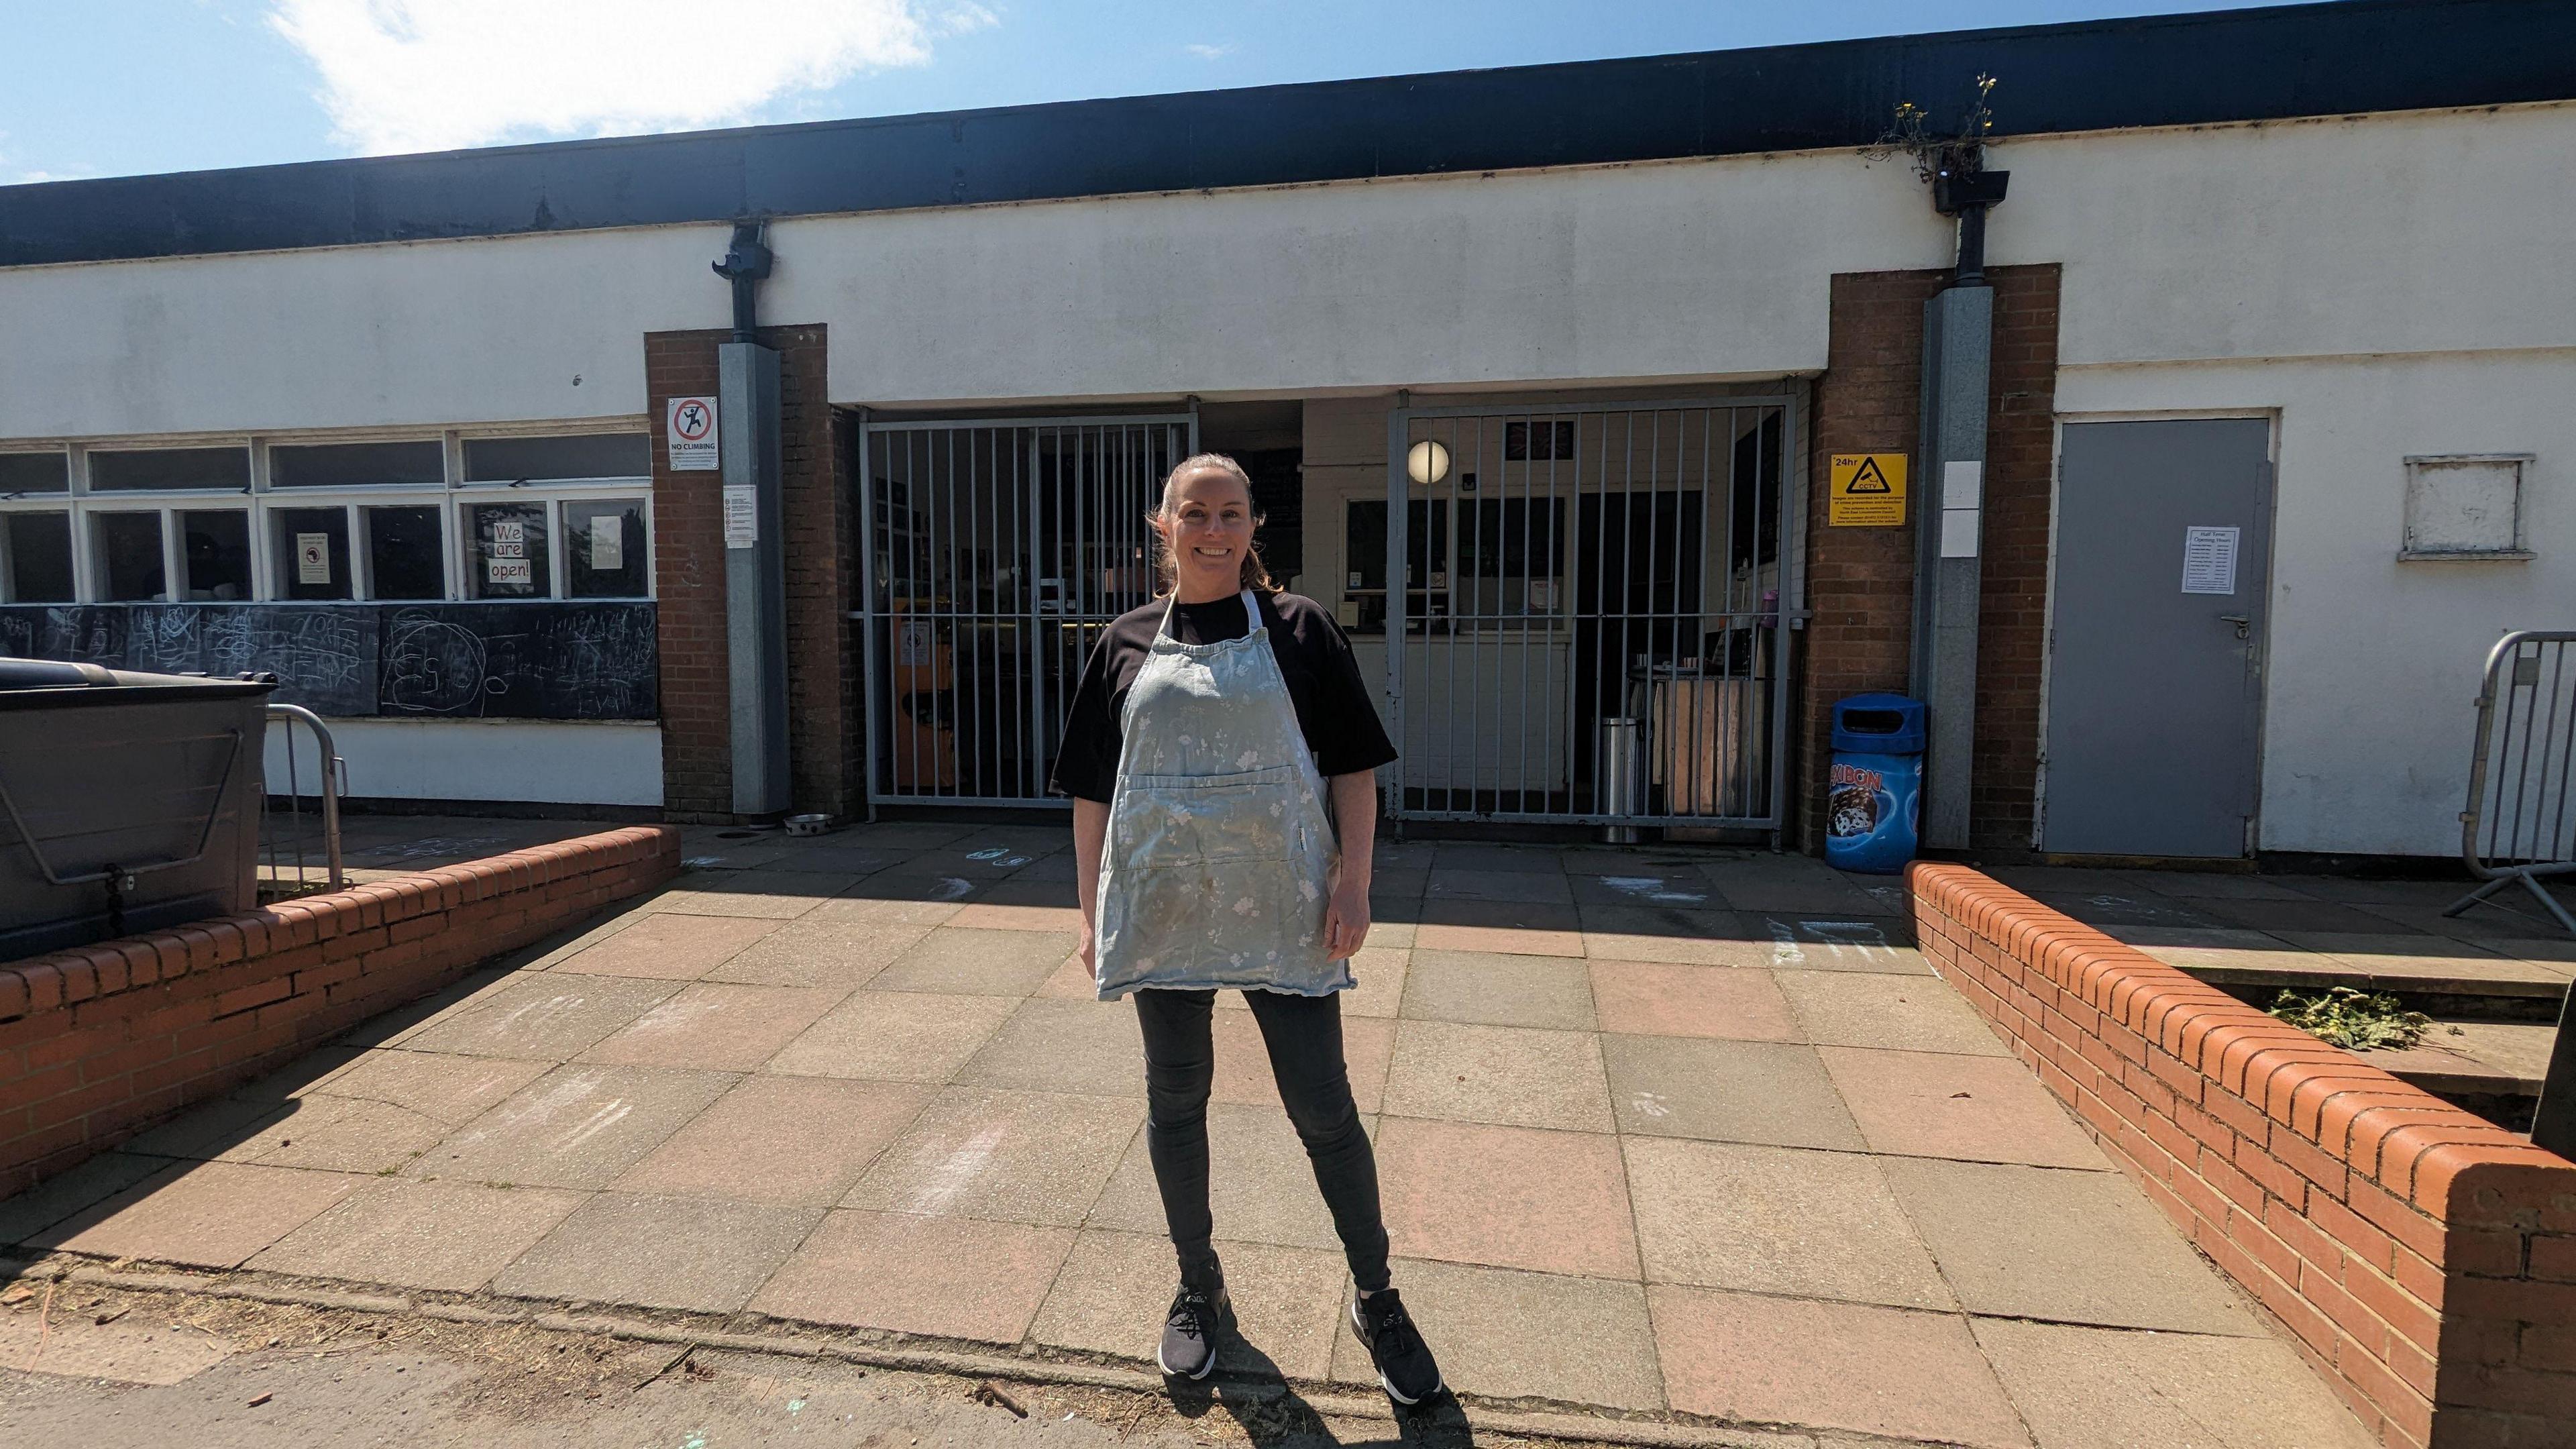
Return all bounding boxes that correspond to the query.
[856,415,1195,807]
[1383,398,1796,836]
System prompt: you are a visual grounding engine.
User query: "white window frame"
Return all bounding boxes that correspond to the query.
[0,424,653,604]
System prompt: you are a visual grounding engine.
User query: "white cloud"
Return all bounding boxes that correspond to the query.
[1183,42,1236,60]
[268,0,996,156]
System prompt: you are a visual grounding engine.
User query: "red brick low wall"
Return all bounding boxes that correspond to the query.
[0,826,680,1199]
[1909,863,2575,1449]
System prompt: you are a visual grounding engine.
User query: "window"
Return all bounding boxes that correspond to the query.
[1505,421,1576,462]
[90,447,250,492]
[1459,496,1567,616]
[364,505,446,600]
[181,511,252,600]
[271,440,443,489]
[565,498,647,598]
[3,513,74,602]
[93,513,168,600]
[2402,454,2533,559]
[467,501,549,598]
[464,433,649,483]
[0,452,69,495]
[271,506,354,600]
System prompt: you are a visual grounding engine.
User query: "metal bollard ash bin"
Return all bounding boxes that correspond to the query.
[1824,694,1925,875]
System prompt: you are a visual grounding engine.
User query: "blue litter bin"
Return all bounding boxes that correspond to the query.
[1825,694,1926,875]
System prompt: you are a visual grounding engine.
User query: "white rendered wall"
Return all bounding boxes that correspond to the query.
[262,717,663,808]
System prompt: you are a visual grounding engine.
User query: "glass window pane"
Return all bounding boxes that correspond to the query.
[270,506,352,601]
[180,511,252,601]
[564,499,646,598]
[93,513,168,600]
[0,452,70,494]
[463,433,649,483]
[364,504,445,600]
[270,439,444,488]
[467,502,549,598]
[89,447,250,492]
[3,513,74,602]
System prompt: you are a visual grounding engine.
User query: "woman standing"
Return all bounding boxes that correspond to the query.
[1051,453,1443,1404]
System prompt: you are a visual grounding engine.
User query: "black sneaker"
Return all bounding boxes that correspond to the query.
[1350,1288,1444,1406]
[1157,1271,1229,1381]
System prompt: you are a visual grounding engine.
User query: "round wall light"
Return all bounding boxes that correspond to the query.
[1405,439,1451,486]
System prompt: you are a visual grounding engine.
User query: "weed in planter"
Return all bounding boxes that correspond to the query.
[2265,985,2446,1052]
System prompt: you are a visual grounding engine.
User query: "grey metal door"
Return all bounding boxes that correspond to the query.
[2043,419,2273,857]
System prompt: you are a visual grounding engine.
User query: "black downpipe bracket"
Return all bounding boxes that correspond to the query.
[714,220,773,341]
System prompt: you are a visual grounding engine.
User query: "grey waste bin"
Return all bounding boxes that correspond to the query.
[1599,716,1647,845]
[0,659,276,961]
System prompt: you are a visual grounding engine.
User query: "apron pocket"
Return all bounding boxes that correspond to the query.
[1112,765,1299,869]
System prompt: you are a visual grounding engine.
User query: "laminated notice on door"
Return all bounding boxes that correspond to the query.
[722,485,757,549]
[589,515,623,571]
[2181,525,2240,595]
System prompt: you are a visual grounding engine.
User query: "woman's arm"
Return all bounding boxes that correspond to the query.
[1324,769,1377,960]
[1072,795,1109,976]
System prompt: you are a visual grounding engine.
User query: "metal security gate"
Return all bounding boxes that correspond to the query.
[858,415,1195,807]
[1383,398,1794,834]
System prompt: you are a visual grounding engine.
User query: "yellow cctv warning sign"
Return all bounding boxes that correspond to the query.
[1829,453,1908,527]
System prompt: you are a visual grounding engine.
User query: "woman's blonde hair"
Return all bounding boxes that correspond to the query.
[1150,452,1278,596]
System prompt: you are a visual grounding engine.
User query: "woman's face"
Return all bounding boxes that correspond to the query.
[1159,468,1256,599]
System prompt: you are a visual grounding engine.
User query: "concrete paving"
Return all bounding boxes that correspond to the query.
[11,821,2381,1447]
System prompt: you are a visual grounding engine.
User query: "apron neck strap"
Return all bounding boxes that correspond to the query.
[1155,588,1262,640]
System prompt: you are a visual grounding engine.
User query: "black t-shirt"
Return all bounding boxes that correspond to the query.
[1049,590,1397,802]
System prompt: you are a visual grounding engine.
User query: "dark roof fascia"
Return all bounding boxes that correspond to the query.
[5,0,2571,268]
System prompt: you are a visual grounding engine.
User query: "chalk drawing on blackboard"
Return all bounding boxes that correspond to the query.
[382,610,489,714]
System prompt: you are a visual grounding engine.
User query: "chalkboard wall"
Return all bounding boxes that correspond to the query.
[0,602,657,721]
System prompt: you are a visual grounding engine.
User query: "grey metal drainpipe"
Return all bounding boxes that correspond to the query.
[1911,168,2009,852]
[712,220,792,818]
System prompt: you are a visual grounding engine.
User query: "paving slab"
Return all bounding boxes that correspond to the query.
[30,1161,362,1268]
[1882,1158,2263,1335]
[492,1192,822,1312]
[1775,969,2010,1056]
[1701,867,1889,918]
[1819,1046,2112,1169]
[411,1064,737,1190]
[250,1178,586,1292]
[1330,1257,1666,1412]
[955,998,1148,1097]
[646,869,867,920]
[763,990,1017,1083]
[309,1049,554,1127]
[949,901,1085,932]
[802,893,967,926]
[2193,896,2433,936]
[699,916,936,989]
[747,1208,1075,1345]
[1971,1316,2375,1448]
[1426,868,1575,905]
[1373,1117,1637,1279]
[1207,1007,1395,1114]
[1399,950,1597,1030]
[612,1075,934,1206]
[1430,844,1568,874]
[843,1087,1144,1226]
[396,973,681,1059]
[1030,1228,1349,1382]
[576,982,846,1072]
[549,912,782,980]
[1602,1035,1866,1149]
[115,1094,295,1161]
[1411,899,1586,957]
[1570,873,1726,910]
[1648,1285,2029,1447]
[1087,1102,1358,1252]
[0,1150,178,1247]
[1582,926,1776,968]
[1752,916,1930,973]
[2027,890,2229,930]
[867,926,1080,996]
[1588,960,1799,1040]
[1623,1137,1951,1309]
[222,1095,452,1175]
[1378,1020,1613,1132]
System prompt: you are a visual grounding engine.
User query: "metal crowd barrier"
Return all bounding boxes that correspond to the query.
[263,703,345,893]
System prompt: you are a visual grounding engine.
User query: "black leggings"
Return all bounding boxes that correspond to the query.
[1132,987,1392,1293]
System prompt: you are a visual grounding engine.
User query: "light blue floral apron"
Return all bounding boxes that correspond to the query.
[1093,589,1350,1000]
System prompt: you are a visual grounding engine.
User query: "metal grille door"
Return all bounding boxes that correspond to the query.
[1383,400,1794,832]
[859,415,1194,807]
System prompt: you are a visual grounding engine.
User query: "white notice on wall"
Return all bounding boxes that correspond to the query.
[590,515,623,571]
[722,484,758,549]
[487,557,533,586]
[294,533,330,584]
[668,396,720,470]
[2181,525,2241,595]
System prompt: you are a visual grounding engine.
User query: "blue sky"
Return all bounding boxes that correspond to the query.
[6,1,2283,184]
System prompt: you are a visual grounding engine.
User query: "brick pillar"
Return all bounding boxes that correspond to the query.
[1798,264,2060,855]
[647,325,852,822]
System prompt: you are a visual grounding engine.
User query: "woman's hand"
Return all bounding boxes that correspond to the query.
[1324,875,1371,961]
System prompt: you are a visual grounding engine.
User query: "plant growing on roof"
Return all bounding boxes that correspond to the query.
[1865,72,2000,184]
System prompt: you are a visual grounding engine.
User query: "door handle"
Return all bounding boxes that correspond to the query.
[2217,614,2251,641]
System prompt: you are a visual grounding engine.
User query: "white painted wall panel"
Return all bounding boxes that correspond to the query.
[262,717,663,808]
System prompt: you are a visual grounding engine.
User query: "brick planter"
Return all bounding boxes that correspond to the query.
[0,826,680,1200]
[1909,863,2575,1449]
